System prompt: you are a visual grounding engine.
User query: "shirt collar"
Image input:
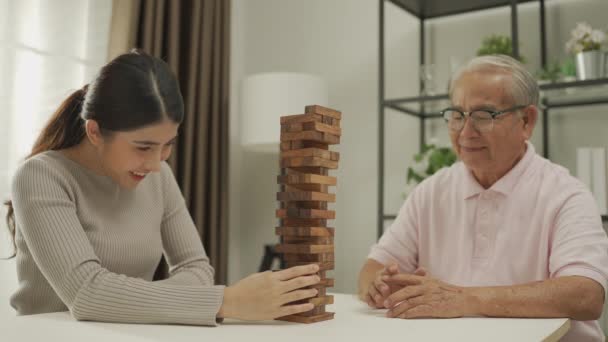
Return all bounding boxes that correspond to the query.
[462,141,536,200]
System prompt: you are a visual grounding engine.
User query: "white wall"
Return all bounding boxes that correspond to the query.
[228,0,608,298]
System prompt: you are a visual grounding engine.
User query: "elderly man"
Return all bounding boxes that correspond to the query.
[359,55,608,341]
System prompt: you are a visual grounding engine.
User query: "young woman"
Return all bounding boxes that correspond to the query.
[4,50,320,325]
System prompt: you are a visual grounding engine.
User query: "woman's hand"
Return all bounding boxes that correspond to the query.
[218,264,321,321]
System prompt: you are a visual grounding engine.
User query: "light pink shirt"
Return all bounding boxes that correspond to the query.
[369,143,608,341]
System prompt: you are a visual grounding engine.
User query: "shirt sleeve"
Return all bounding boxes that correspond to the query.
[367,185,420,273]
[11,158,224,326]
[549,184,608,295]
[156,162,218,287]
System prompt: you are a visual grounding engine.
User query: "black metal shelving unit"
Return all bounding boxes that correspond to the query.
[378,0,608,238]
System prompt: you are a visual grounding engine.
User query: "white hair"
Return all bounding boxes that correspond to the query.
[448,54,539,107]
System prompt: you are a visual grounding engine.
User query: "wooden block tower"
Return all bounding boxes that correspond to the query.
[275,104,341,323]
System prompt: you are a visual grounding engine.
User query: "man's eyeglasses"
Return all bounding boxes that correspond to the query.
[440,105,528,132]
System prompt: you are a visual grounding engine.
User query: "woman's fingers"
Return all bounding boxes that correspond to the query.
[274,264,319,281]
[282,275,320,293]
[280,288,319,306]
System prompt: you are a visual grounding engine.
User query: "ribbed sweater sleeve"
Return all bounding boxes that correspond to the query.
[156,163,216,287]
[11,158,224,325]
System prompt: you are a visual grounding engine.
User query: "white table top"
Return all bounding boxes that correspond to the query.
[2,293,569,342]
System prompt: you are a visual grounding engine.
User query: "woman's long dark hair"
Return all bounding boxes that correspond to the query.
[3,49,184,258]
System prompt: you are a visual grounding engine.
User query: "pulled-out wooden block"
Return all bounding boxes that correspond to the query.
[275,244,334,254]
[277,191,335,202]
[280,148,339,161]
[275,226,334,237]
[282,253,334,262]
[281,217,327,227]
[276,208,335,219]
[281,236,333,245]
[284,201,328,210]
[280,131,340,145]
[284,183,329,193]
[305,105,342,120]
[281,156,338,169]
[282,121,342,137]
[285,166,329,176]
[277,312,334,324]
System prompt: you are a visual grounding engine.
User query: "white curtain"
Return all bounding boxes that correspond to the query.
[0,0,113,302]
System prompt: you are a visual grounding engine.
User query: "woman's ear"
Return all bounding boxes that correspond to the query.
[85,120,104,147]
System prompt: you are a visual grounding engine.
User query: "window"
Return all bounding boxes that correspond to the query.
[0,0,112,257]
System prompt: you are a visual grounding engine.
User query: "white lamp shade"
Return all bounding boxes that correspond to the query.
[241,72,328,150]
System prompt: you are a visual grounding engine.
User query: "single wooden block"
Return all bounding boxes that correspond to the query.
[284,201,328,210]
[281,217,328,227]
[315,278,335,288]
[280,148,340,161]
[300,305,325,317]
[284,261,334,271]
[280,131,340,145]
[275,226,334,237]
[280,113,324,125]
[321,116,337,126]
[281,156,338,169]
[278,172,337,186]
[284,183,329,193]
[281,236,333,245]
[276,208,335,219]
[282,121,342,137]
[305,105,342,120]
[280,140,330,151]
[282,253,334,262]
[275,244,334,254]
[276,312,334,324]
[277,191,335,202]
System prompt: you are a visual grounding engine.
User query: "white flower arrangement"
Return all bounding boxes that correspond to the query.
[565,22,606,54]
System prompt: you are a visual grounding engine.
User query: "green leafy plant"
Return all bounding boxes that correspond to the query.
[477,34,526,63]
[560,57,576,78]
[406,144,458,186]
[536,61,561,83]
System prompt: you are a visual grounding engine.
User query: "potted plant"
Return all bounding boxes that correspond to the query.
[477,34,526,63]
[565,22,607,80]
[405,144,457,196]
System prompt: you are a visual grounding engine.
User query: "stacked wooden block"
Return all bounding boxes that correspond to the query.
[275,104,341,324]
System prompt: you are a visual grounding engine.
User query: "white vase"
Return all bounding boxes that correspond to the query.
[575,50,607,80]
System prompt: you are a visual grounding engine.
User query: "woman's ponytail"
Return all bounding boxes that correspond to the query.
[3,85,88,258]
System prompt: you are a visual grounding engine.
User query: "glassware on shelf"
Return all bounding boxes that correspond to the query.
[420,64,436,96]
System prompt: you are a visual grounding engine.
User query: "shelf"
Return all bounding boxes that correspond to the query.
[383,78,608,118]
[385,214,608,222]
[541,78,608,108]
[388,0,536,19]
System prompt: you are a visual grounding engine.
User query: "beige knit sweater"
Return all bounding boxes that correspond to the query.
[10,150,224,325]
